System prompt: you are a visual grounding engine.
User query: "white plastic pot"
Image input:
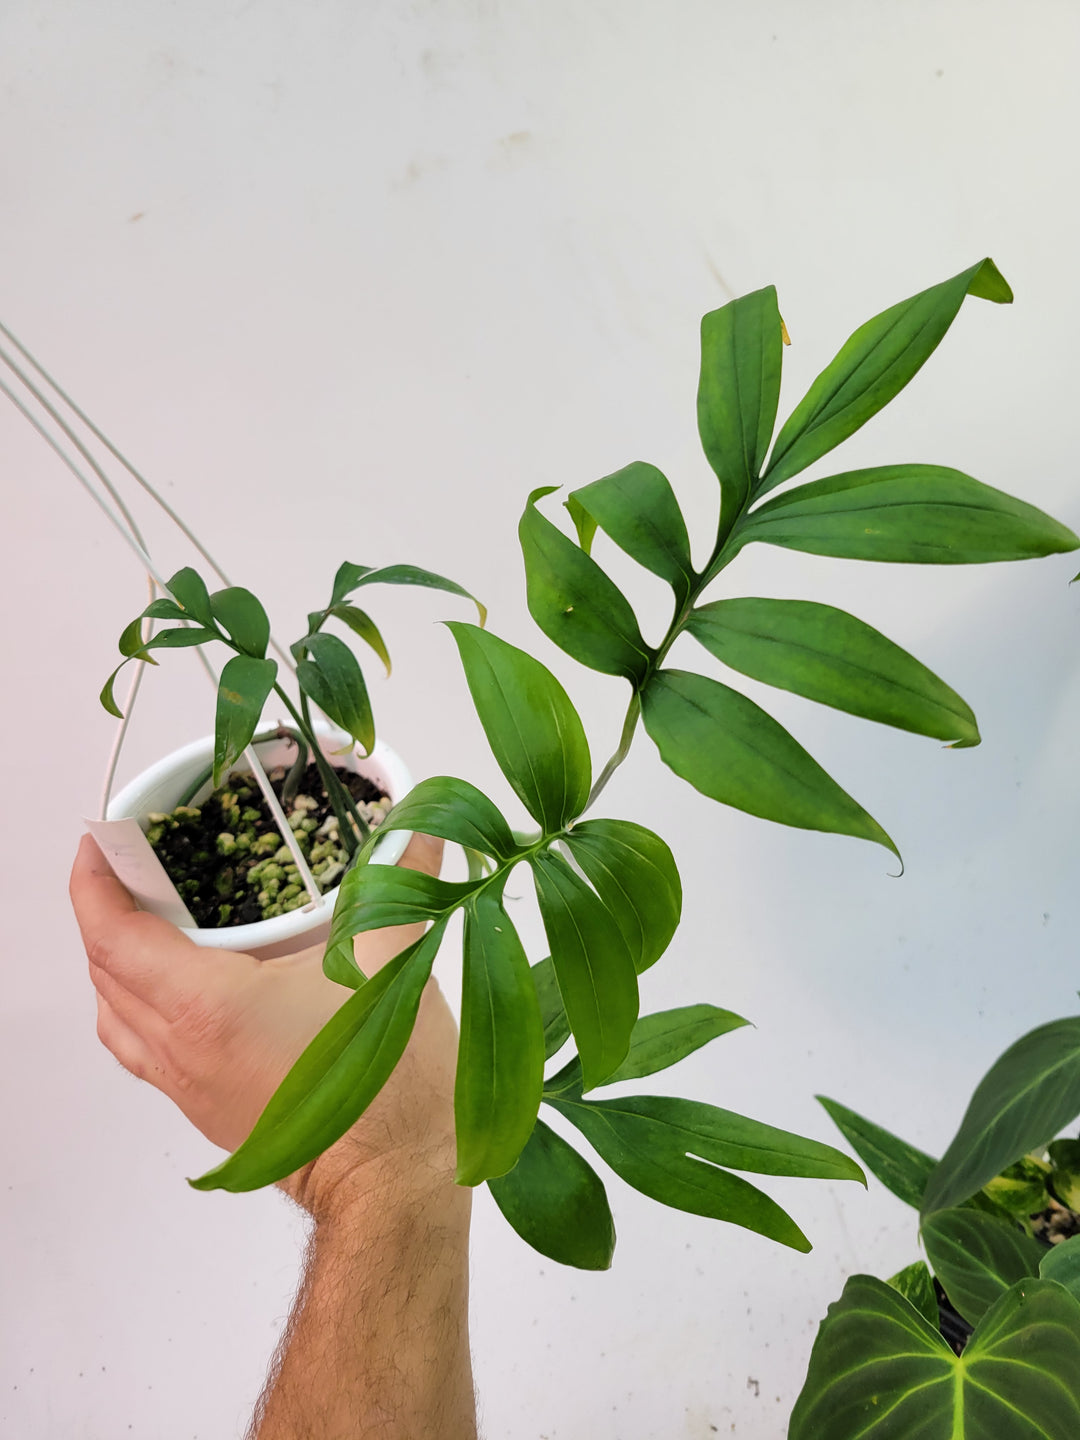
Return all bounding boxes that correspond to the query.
[107,725,413,960]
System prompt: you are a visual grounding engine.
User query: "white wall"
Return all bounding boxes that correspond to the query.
[2,2,1078,1435]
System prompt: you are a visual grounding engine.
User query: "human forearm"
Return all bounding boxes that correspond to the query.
[250,1172,475,1440]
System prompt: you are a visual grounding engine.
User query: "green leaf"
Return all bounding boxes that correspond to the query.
[296,631,374,753]
[1049,1141,1080,1211]
[567,462,694,598]
[213,656,277,786]
[564,492,598,553]
[166,567,214,626]
[140,597,190,622]
[922,1016,1080,1216]
[887,1260,939,1330]
[697,286,783,525]
[687,597,980,746]
[519,487,653,682]
[99,661,132,717]
[328,605,392,676]
[371,776,518,862]
[641,669,898,858]
[546,1004,749,1097]
[550,1093,862,1252]
[599,1005,750,1085]
[1041,1235,1080,1302]
[327,865,476,953]
[209,587,270,658]
[921,1208,1044,1326]
[762,258,1013,494]
[563,818,682,973]
[789,1273,1080,1440]
[487,1118,615,1270]
[189,926,442,1192]
[530,849,638,1092]
[532,957,571,1061]
[334,561,485,625]
[740,464,1080,565]
[330,562,375,606]
[140,627,221,652]
[455,891,545,1185]
[447,623,591,833]
[817,1095,936,1210]
[982,1155,1053,1219]
[118,616,149,656]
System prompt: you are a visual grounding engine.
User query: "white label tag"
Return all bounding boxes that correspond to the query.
[84,817,197,929]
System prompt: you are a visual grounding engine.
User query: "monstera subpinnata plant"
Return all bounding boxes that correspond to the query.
[97,257,1077,1271]
[791,1015,1080,1437]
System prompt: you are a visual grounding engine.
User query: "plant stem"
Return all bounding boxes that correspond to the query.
[299,690,372,846]
[579,516,748,814]
[273,688,368,856]
[584,693,642,813]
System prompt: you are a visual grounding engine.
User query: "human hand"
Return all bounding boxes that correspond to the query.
[70,831,462,1220]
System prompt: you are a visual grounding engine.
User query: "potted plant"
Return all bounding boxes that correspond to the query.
[791,1012,1080,1435]
[11,258,1077,1272]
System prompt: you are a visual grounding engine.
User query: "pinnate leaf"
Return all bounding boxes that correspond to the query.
[297,631,374,753]
[641,669,898,858]
[530,849,638,1092]
[455,891,544,1184]
[687,597,979,746]
[190,927,441,1192]
[210,586,270,658]
[374,776,518,861]
[563,818,682,973]
[519,487,652,682]
[568,462,694,598]
[166,567,214,626]
[740,464,1080,565]
[762,258,1012,494]
[549,1093,861,1251]
[447,623,591,834]
[487,1118,615,1270]
[333,561,485,624]
[213,655,277,785]
[698,285,783,524]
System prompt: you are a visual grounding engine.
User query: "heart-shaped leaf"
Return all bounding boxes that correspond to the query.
[487,1118,615,1270]
[789,1273,1080,1440]
[887,1260,939,1329]
[687,597,979,746]
[1041,1235,1080,1302]
[921,1208,1044,1326]
[641,669,898,858]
